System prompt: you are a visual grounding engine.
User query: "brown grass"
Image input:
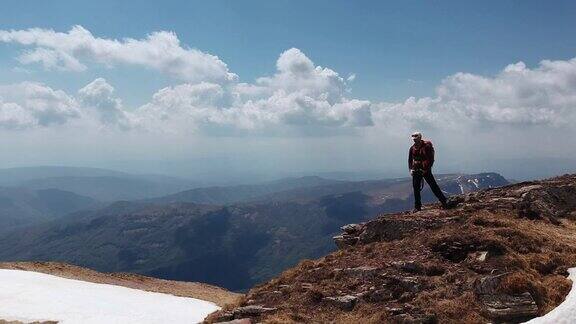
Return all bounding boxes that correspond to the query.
[207,191,576,323]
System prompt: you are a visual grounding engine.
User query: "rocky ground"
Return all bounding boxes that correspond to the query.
[207,174,576,323]
[0,261,241,310]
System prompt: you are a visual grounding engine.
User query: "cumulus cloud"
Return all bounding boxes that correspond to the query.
[77,78,133,129]
[0,25,237,83]
[18,47,86,72]
[0,82,80,129]
[0,48,371,134]
[0,78,134,131]
[374,57,576,130]
[1,26,575,136]
[137,48,373,134]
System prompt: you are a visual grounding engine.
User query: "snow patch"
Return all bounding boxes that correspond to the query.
[0,269,220,323]
[524,267,576,323]
[472,178,480,188]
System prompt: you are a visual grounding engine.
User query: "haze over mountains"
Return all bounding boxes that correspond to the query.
[0,167,508,291]
[0,187,99,233]
[0,166,200,202]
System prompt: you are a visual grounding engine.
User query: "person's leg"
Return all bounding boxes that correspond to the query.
[424,172,447,205]
[412,172,423,210]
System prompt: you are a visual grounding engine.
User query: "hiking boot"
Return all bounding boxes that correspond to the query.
[412,207,421,213]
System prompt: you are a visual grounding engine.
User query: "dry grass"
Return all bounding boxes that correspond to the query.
[207,176,576,323]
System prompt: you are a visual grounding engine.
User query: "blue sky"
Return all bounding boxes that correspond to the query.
[2,0,575,105]
[0,1,575,179]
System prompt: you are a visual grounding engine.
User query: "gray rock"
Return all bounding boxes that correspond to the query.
[382,275,422,298]
[517,184,576,221]
[213,311,234,322]
[301,282,314,290]
[474,272,510,295]
[334,212,460,249]
[233,305,277,317]
[341,266,380,279]
[358,218,422,244]
[323,295,358,311]
[333,234,359,249]
[364,288,393,302]
[479,292,538,322]
[474,273,539,322]
[446,195,464,208]
[384,306,405,315]
[466,251,489,263]
[341,223,362,234]
[514,185,543,196]
[391,260,424,274]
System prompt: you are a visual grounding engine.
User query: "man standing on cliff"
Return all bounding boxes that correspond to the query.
[409,131,448,212]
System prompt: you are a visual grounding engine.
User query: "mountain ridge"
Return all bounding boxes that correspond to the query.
[0,173,509,292]
[0,187,100,233]
[207,173,576,323]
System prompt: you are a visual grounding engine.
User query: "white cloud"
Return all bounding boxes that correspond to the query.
[255,48,347,103]
[77,78,133,129]
[1,26,575,137]
[0,25,237,83]
[0,82,80,129]
[0,78,133,131]
[18,47,86,72]
[373,57,576,130]
[136,48,373,134]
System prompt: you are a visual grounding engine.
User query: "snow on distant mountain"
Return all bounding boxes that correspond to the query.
[443,172,509,194]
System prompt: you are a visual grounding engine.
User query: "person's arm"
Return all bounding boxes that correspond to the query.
[408,147,413,171]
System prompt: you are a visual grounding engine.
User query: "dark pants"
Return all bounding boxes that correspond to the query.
[412,170,447,209]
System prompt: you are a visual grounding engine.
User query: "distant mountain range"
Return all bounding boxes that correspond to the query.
[0,187,99,232]
[0,172,508,291]
[0,166,200,201]
[448,157,576,181]
[145,176,343,205]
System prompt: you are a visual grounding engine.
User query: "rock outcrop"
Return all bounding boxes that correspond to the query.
[206,174,576,323]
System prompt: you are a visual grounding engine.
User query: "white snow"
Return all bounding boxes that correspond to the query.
[458,183,465,194]
[524,267,576,323]
[472,178,480,188]
[0,269,220,324]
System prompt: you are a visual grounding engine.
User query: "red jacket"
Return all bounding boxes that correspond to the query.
[408,140,434,171]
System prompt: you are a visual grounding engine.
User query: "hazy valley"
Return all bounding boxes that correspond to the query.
[0,167,508,291]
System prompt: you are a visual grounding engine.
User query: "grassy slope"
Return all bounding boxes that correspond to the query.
[208,174,576,323]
